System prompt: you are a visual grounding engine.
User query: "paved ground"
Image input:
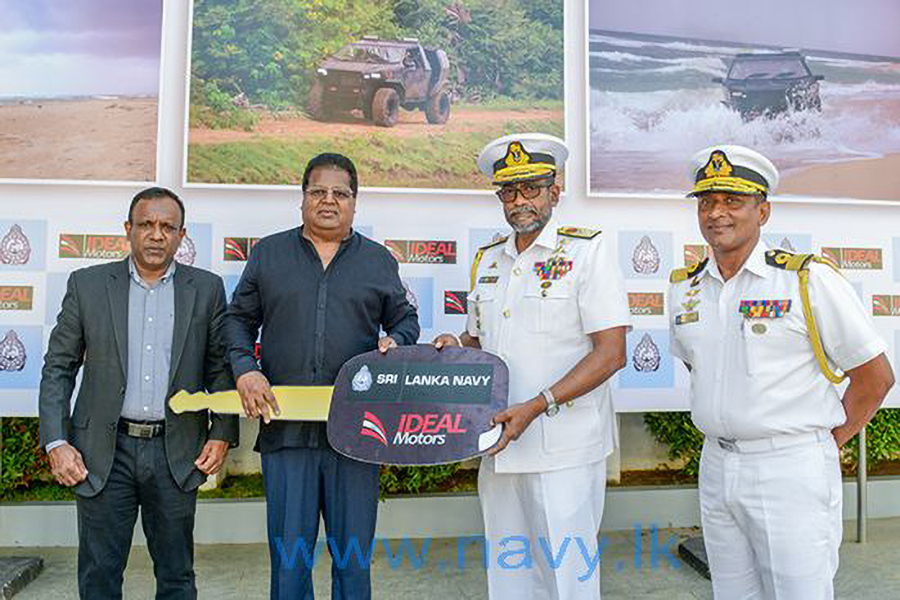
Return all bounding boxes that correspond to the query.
[2,519,898,599]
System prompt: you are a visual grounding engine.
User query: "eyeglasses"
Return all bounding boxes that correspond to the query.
[495,181,553,203]
[304,187,354,202]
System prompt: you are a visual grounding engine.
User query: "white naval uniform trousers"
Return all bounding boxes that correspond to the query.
[467,219,631,600]
[668,242,886,599]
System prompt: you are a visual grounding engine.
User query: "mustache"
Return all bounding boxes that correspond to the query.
[508,205,538,217]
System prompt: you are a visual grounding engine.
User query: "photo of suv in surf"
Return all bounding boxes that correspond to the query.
[308,36,452,127]
[713,51,824,120]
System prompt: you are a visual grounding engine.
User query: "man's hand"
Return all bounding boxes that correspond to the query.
[488,396,548,455]
[195,439,230,475]
[49,442,88,487]
[432,333,461,350]
[235,370,280,423]
[378,336,398,354]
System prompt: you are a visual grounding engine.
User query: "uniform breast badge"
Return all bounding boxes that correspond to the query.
[533,256,573,281]
[739,300,791,318]
[0,329,27,372]
[633,333,661,372]
[682,298,700,312]
[675,312,699,325]
[478,276,499,284]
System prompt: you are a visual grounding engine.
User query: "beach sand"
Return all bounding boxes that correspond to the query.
[0,98,157,181]
[779,153,900,201]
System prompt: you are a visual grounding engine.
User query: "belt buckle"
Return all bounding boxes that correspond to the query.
[717,438,737,452]
[127,422,158,438]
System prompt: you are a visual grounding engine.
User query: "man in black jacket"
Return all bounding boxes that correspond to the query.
[39,187,238,599]
[225,153,419,600]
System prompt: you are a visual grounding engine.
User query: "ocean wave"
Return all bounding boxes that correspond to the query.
[807,56,900,70]
[821,80,900,97]
[589,50,657,64]
[589,88,900,160]
[590,33,743,57]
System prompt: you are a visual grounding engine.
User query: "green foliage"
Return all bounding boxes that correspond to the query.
[190,0,564,114]
[188,111,563,187]
[0,417,50,496]
[842,408,900,466]
[643,412,705,476]
[190,104,259,131]
[379,463,462,498]
[644,409,900,477]
[1,418,466,501]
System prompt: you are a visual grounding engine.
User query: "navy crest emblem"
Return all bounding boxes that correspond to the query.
[175,235,197,265]
[632,235,661,274]
[0,329,27,371]
[633,333,661,372]
[0,225,31,265]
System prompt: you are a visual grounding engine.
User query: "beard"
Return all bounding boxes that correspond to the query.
[506,204,551,234]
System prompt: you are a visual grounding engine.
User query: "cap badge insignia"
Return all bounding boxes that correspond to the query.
[704,150,734,179]
[504,142,532,168]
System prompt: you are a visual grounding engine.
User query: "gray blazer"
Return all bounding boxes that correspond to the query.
[39,258,239,497]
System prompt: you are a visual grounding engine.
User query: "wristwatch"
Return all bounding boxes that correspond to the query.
[542,388,559,417]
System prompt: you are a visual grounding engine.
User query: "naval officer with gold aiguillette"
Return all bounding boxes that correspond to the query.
[668,144,894,599]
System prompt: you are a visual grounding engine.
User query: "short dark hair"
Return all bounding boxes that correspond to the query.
[302,153,358,196]
[128,187,185,227]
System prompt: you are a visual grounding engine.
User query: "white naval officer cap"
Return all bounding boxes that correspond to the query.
[688,144,779,197]
[477,133,569,185]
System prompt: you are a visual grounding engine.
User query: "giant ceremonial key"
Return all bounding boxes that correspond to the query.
[169,344,508,465]
[329,344,507,465]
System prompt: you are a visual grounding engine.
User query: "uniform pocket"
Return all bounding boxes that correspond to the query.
[741,316,805,376]
[524,280,574,333]
[541,398,601,453]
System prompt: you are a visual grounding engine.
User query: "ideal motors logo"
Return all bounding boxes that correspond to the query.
[59,234,129,260]
[360,411,389,446]
[385,240,457,264]
[821,247,883,270]
[359,410,469,447]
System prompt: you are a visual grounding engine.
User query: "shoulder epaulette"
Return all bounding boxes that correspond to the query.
[669,258,708,283]
[764,249,841,274]
[557,226,601,239]
[470,238,506,291]
[478,236,507,251]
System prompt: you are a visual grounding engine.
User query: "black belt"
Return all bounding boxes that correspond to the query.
[118,418,165,438]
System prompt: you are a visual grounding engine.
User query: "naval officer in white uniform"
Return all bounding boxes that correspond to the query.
[668,144,894,599]
[434,133,631,599]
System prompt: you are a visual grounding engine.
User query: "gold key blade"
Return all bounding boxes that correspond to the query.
[169,386,334,421]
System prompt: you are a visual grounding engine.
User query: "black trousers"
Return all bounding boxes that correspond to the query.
[76,430,198,600]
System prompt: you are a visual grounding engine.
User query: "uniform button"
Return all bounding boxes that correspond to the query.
[502,308,511,318]
[143,406,149,411]
[146,345,152,351]
[144,375,151,381]
[119,386,126,395]
[148,317,153,322]
[513,268,522,276]
[108,423,117,432]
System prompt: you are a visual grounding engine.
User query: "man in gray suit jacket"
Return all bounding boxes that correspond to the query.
[39,187,239,600]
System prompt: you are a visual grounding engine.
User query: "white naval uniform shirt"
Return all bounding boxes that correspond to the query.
[466,218,631,474]
[668,241,886,441]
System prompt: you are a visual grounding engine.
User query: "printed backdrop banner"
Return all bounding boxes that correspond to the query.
[588,0,900,200]
[0,0,163,183]
[185,0,565,190]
